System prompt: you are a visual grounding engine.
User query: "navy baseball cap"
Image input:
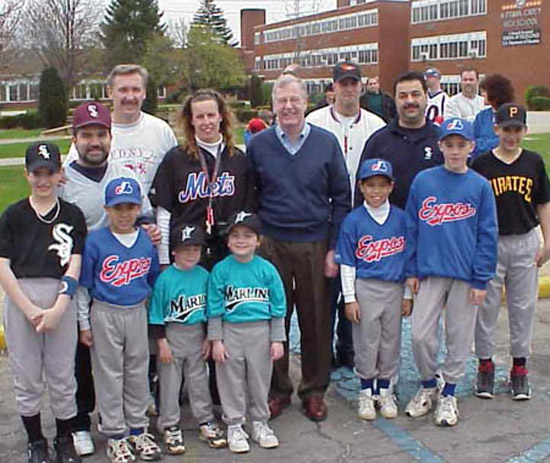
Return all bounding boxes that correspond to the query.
[25,142,62,173]
[73,101,111,131]
[104,177,141,207]
[359,159,394,181]
[495,103,527,128]
[171,224,206,249]
[439,118,474,141]
[227,211,262,235]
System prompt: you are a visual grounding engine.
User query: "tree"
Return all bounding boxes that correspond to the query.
[250,74,264,108]
[38,67,68,129]
[192,0,236,47]
[182,26,245,92]
[142,76,158,115]
[26,0,99,89]
[141,34,183,88]
[101,0,166,70]
[0,0,25,68]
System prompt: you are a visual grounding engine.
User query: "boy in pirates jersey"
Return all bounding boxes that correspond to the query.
[207,212,286,453]
[148,224,226,455]
[472,104,550,400]
[404,118,498,427]
[335,158,411,421]
[77,177,161,463]
[0,143,86,463]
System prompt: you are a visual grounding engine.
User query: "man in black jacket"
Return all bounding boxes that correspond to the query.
[360,76,397,123]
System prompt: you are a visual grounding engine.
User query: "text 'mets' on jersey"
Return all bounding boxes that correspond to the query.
[472,149,550,235]
[0,198,87,279]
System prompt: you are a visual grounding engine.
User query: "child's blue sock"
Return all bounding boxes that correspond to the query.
[130,428,144,436]
[442,382,456,397]
[360,378,375,391]
[421,378,437,389]
[377,379,390,393]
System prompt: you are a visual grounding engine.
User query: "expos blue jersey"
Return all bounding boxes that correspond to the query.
[336,205,406,282]
[80,227,160,306]
[207,255,286,323]
[149,264,208,326]
[405,166,498,289]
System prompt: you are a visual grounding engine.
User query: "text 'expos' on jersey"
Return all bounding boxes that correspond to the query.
[100,255,152,287]
[418,196,476,226]
[178,171,235,203]
[355,235,405,262]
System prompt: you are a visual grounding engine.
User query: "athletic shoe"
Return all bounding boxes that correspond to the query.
[434,394,459,427]
[107,438,135,463]
[28,439,50,463]
[53,435,81,463]
[198,421,227,448]
[475,361,495,399]
[127,433,161,461]
[378,388,398,419]
[357,388,376,420]
[251,421,279,449]
[510,366,532,400]
[163,426,185,455]
[405,387,437,418]
[227,424,250,453]
[72,431,94,457]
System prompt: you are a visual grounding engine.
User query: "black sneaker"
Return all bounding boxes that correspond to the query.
[475,361,495,399]
[28,439,50,463]
[510,366,532,400]
[53,435,82,463]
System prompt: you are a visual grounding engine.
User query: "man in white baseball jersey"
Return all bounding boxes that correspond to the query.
[424,68,448,125]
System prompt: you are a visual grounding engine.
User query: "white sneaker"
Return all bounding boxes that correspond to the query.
[164,426,186,455]
[434,394,459,427]
[227,424,250,453]
[127,432,161,461]
[405,387,437,418]
[72,430,95,456]
[107,438,135,463]
[251,421,279,449]
[378,388,398,419]
[198,421,227,448]
[357,388,376,420]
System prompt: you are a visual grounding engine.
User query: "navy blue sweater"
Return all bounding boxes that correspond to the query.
[248,124,351,248]
[356,119,443,209]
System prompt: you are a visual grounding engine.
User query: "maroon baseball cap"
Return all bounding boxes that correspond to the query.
[73,102,111,131]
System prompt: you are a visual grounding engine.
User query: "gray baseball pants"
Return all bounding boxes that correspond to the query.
[216,321,272,426]
[4,278,77,419]
[475,229,539,359]
[411,277,477,384]
[90,300,149,437]
[157,323,214,429]
[354,279,403,381]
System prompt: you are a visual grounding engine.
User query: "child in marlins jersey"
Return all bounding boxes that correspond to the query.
[335,158,411,421]
[148,224,226,455]
[0,143,86,463]
[208,212,286,454]
[404,118,498,427]
[77,177,162,463]
[472,104,550,400]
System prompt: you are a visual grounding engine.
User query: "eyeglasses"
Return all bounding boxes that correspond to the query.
[275,96,304,106]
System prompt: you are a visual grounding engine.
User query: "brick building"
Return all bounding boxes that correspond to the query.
[243,0,548,102]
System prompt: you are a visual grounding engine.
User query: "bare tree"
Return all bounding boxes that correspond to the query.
[0,0,25,67]
[25,0,101,89]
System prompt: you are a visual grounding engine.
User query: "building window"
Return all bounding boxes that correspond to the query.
[157,86,166,99]
[254,32,261,45]
[411,31,487,61]
[412,0,486,24]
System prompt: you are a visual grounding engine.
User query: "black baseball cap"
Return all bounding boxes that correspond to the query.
[226,211,262,236]
[495,103,527,128]
[333,61,362,83]
[171,224,206,249]
[25,142,62,173]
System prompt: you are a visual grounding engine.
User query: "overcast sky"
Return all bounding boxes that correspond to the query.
[157,0,337,45]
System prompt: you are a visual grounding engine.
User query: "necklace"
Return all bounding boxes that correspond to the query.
[30,197,60,224]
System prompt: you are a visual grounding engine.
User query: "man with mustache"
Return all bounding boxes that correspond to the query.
[355,71,443,209]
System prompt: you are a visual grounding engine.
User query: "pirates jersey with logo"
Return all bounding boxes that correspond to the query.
[207,255,286,324]
[79,227,160,306]
[472,149,550,235]
[336,205,406,282]
[405,165,498,289]
[149,145,256,234]
[149,264,208,326]
[0,198,87,279]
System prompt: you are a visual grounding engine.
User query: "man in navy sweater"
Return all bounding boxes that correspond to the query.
[248,74,351,422]
[356,71,444,209]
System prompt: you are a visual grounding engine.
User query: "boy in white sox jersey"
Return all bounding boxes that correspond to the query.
[472,104,550,400]
[149,224,226,455]
[0,143,86,463]
[208,212,286,453]
[405,118,498,426]
[336,158,412,421]
[77,177,161,463]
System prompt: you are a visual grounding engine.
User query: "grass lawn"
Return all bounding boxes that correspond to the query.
[235,125,245,146]
[0,166,28,213]
[522,132,550,176]
[0,128,43,139]
[0,138,71,159]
